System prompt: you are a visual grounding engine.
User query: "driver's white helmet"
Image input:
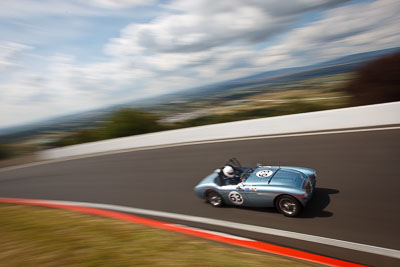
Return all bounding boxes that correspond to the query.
[222,165,235,178]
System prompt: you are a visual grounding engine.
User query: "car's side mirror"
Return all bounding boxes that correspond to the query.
[236,183,244,190]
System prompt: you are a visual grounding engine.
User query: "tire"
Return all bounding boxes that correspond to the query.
[275,195,302,217]
[207,191,223,207]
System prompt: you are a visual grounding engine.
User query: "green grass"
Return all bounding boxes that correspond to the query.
[0,204,321,267]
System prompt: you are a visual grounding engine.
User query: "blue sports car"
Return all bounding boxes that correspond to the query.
[194,158,316,217]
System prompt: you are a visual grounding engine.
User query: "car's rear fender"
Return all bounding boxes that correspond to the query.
[272,186,309,206]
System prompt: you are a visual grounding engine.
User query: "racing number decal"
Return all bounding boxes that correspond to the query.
[229,191,244,205]
[256,170,273,178]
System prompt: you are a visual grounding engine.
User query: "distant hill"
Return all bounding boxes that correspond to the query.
[0,111,103,141]
[236,47,400,82]
[142,47,400,102]
[1,46,399,137]
[313,47,400,67]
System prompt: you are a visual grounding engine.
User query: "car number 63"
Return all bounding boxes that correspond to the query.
[229,191,244,205]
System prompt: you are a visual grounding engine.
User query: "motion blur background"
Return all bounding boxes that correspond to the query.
[1,2,400,266]
[1,0,399,164]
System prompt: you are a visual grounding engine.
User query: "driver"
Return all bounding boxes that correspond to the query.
[222,165,240,185]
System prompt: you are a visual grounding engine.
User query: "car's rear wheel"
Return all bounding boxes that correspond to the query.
[207,191,223,207]
[275,195,302,217]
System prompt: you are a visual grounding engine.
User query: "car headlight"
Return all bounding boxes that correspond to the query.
[303,180,311,193]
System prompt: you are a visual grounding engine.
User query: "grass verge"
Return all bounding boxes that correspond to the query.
[0,204,321,267]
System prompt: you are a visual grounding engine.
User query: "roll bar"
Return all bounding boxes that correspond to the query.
[225,158,242,168]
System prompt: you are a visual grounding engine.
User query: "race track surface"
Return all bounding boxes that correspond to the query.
[1,128,399,266]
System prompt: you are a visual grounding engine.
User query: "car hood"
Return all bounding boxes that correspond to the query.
[280,166,315,176]
[247,166,307,188]
[268,169,305,188]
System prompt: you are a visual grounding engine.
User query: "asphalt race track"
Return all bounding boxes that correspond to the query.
[1,128,399,266]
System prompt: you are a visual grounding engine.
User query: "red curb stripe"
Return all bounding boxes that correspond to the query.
[0,197,366,267]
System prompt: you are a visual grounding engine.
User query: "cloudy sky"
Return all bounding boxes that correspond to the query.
[1,0,399,129]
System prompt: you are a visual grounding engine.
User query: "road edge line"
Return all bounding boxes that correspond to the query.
[1,125,400,173]
[0,197,365,267]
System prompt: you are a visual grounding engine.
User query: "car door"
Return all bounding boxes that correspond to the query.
[241,183,275,207]
[218,184,250,207]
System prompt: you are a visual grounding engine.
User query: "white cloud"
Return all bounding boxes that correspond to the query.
[254,0,400,67]
[106,0,347,56]
[0,42,32,71]
[0,0,152,19]
[106,0,400,93]
[87,0,154,9]
[0,1,96,18]
[1,0,400,128]
[166,0,347,16]
[0,52,156,120]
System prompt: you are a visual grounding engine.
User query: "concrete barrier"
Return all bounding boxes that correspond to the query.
[40,101,400,160]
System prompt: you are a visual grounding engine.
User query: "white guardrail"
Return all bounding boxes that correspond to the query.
[40,101,400,160]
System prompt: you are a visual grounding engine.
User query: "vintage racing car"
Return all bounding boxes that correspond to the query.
[194,158,316,217]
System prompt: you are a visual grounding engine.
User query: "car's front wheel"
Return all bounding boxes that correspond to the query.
[207,191,223,207]
[275,195,302,217]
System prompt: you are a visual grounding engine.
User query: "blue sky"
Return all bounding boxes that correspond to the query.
[1,0,399,128]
